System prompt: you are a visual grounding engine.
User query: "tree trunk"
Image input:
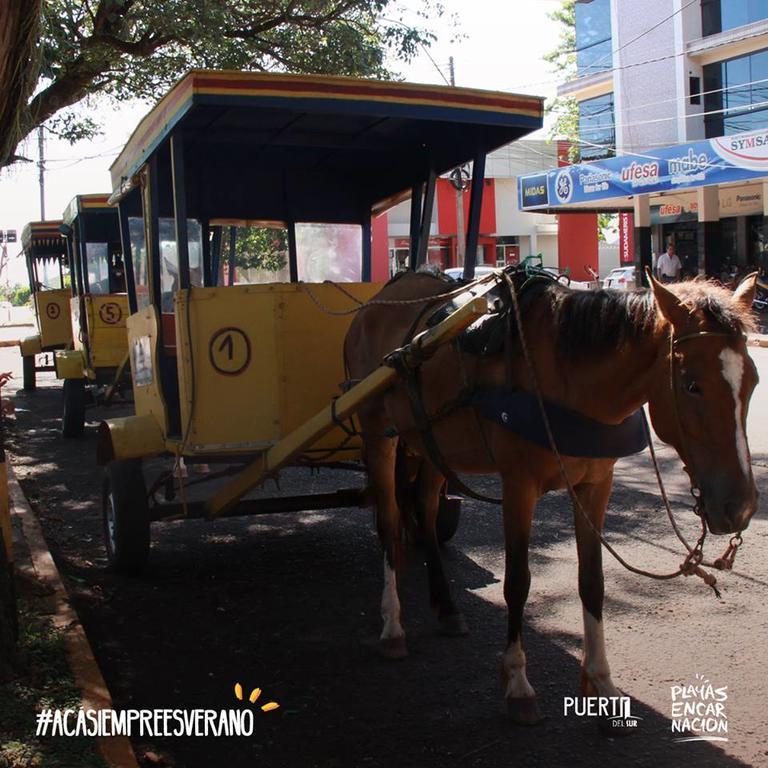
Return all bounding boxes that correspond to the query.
[0,0,42,166]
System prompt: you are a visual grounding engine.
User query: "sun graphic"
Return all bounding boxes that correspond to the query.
[234,683,280,712]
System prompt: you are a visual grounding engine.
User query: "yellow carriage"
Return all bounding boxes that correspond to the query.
[56,194,130,437]
[98,70,543,572]
[18,222,73,390]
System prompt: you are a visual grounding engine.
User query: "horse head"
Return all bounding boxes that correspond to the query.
[647,274,759,534]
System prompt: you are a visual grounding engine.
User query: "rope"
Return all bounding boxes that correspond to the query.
[297,272,498,316]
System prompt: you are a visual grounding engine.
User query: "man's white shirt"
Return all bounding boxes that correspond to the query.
[657,252,681,277]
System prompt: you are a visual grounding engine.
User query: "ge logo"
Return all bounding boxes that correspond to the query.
[209,327,251,376]
[555,170,573,204]
[98,302,123,325]
[45,303,60,320]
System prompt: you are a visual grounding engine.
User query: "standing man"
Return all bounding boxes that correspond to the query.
[657,242,682,283]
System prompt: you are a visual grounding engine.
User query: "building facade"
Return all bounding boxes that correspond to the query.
[375,141,560,276]
[555,0,768,281]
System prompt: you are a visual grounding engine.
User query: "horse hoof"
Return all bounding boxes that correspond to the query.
[439,612,469,636]
[506,697,544,725]
[378,637,408,660]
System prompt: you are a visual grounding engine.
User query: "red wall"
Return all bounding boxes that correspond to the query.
[371,212,390,282]
[557,213,598,282]
[436,178,496,236]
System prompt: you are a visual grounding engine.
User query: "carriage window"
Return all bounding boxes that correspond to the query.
[228,225,290,285]
[37,257,66,290]
[129,217,150,310]
[295,223,362,283]
[159,218,203,312]
[86,243,110,294]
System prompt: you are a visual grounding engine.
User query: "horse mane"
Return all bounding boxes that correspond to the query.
[547,279,755,360]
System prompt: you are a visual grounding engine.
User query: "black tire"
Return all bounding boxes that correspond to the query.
[436,493,462,543]
[103,459,150,574]
[22,356,35,391]
[61,379,86,438]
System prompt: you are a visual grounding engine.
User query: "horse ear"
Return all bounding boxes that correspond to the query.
[733,272,758,311]
[648,270,689,327]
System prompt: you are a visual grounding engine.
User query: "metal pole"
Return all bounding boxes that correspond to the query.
[449,57,466,269]
[37,127,45,220]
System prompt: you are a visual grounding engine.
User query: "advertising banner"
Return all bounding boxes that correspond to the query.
[518,128,768,210]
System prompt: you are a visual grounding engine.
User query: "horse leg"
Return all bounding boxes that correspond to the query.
[500,479,542,725]
[419,463,468,636]
[572,474,621,699]
[365,431,408,660]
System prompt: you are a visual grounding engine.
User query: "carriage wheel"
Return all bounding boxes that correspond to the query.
[103,459,150,574]
[61,379,86,438]
[22,356,35,391]
[436,493,462,543]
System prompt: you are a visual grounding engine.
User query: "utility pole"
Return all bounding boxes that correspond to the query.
[449,56,467,268]
[37,126,45,220]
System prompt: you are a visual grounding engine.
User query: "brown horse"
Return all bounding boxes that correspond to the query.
[343,269,759,723]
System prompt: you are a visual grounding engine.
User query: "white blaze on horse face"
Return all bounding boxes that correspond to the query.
[719,348,750,479]
[582,610,620,698]
[380,557,404,641]
[502,639,536,700]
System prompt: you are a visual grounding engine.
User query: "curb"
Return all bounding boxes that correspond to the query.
[8,465,139,768]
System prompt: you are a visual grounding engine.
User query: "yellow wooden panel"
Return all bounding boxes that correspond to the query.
[85,294,129,369]
[127,306,169,435]
[35,289,73,348]
[176,286,282,452]
[278,283,381,459]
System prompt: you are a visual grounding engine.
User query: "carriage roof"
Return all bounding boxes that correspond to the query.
[62,194,113,227]
[21,221,67,260]
[109,70,543,221]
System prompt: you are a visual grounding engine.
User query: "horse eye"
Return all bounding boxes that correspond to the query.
[686,380,702,396]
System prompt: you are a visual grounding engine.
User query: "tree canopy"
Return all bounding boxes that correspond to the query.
[1,0,441,169]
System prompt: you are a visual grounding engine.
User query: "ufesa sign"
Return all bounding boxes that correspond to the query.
[518,128,768,210]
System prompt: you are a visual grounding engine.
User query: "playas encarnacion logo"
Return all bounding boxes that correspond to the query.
[671,674,728,743]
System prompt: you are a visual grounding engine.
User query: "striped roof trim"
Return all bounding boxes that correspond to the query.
[110,70,544,191]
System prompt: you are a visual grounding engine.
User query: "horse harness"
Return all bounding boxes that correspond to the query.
[382,266,745,595]
[383,266,649,504]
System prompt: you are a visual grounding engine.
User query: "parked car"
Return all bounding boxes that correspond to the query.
[542,267,598,291]
[443,265,499,281]
[602,266,637,291]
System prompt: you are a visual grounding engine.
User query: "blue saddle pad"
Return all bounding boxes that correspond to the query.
[471,389,648,459]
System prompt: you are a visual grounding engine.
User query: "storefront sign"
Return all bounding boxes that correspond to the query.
[519,128,768,210]
[618,212,634,264]
[520,174,549,207]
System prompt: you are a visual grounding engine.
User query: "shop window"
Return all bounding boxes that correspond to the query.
[704,48,768,136]
[702,0,768,37]
[578,93,615,161]
[575,0,612,76]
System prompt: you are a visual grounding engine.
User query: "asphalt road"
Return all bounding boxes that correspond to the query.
[1,322,767,768]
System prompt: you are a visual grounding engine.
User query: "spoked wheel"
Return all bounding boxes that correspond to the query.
[103,459,150,574]
[61,379,86,438]
[22,356,35,391]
